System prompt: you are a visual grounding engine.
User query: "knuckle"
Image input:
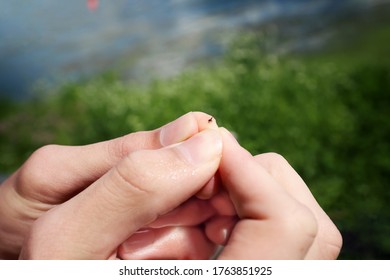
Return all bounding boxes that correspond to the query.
[263,152,289,166]
[255,152,291,177]
[106,135,127,161]
[320,219,343,259]
[106,133,139,162]
[113,151,155,196]
[279,209,318,257]
[107,131,159,161]
[327,229,343,259]
[289,204,318,242]
[17,145,61,190]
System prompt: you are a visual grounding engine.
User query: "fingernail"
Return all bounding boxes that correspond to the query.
[159,112,198,146]
[176,129,222,166]
[121,229,156,252]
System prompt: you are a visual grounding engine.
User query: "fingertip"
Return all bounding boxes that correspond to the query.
[159,112,219,147]
[219,127,238,144]
[195,174,220,200]
[175,128,222,167]
[118,227,216,260]
[192,112,219,131]
[210,190,237,216]
[219,127,247,157]
[219,127,253,170]
[148,198,216,228]
[205,216,237,245]
[159,112,199,146]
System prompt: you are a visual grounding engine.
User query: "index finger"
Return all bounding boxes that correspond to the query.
[217,128,318,259]
[20,129,223,259]
[13,112,217,203]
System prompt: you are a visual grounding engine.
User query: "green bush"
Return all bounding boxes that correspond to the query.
[0,33,389,259]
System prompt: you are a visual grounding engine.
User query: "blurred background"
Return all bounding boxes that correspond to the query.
[0,0,389,259]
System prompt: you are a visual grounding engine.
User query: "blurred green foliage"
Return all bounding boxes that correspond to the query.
[0,28,389,259]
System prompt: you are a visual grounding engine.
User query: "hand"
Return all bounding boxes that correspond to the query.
[19,128,223,259]
[117,127,342,260]
[207,128,342,259]
[0,112,218,259]
[2,112,342,260]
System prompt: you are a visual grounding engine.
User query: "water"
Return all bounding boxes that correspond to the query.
[0,0,386,100]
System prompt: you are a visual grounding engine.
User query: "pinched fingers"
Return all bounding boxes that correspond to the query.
[20,129,222,259]
[12,112,218,204]
[0,112,217,259]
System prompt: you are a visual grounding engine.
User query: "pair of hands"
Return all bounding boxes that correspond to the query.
[0,112,342,259]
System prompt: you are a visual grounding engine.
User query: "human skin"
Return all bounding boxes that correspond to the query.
[117,128,342,260]
[0,112,219,259]
[214,129,342,259]
[0,112,342,259]
[19,128,223,259]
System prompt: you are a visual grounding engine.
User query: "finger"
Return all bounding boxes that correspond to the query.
[217,128,317,259]
[195,173,221,200]
[118,227,216,260]
[147,197,216,228]
[1,112,216,258]
[21,129,222,259]
[254,153,328,214]
[205,216,237,245]
[210,189,237,216]
[254,153,342,259]
[13,111,218,204]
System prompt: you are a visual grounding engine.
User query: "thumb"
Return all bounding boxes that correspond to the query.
[21,129,222,259]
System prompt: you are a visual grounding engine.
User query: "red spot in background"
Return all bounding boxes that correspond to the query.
[87,0,99,11]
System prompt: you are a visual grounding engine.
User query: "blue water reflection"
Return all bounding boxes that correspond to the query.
[0,0,385,99]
